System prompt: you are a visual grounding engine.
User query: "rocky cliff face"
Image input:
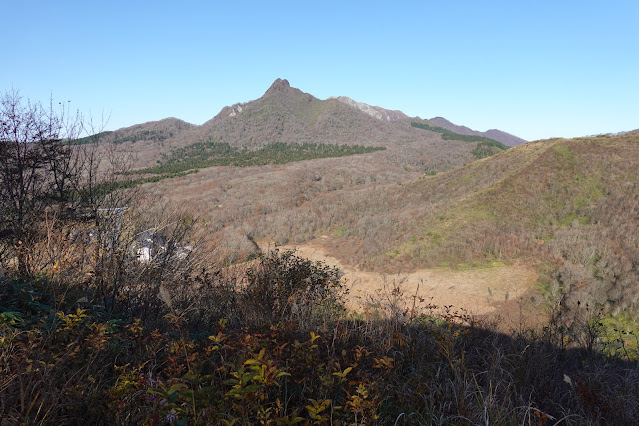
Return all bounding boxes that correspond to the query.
[329,96,409,122]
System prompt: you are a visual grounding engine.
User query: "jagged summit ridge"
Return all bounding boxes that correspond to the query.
[107,78,527,151]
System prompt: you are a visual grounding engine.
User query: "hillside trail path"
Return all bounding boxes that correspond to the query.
[262,237,538,318]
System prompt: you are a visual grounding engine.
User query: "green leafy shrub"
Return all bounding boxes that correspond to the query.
[244,249,344,326]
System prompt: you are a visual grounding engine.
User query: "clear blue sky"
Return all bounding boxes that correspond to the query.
[3,0,638,141]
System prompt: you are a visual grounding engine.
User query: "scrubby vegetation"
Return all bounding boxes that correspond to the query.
[131,141,386,175]
[3,245,639,425]
[410,121,503,144]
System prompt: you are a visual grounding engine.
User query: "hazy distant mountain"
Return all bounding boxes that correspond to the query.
[427,117,527,146]
[609,128,639,136]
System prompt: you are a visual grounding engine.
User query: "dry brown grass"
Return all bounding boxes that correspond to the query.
[275,240,538,318]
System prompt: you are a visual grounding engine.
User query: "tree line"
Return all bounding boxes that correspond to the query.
[130,141,386,175]
[411,121,508,159]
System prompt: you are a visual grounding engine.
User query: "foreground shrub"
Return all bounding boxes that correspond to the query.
[243,249,344,327]
[2,256,639,424]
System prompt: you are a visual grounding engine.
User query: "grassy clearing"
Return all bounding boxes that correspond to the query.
[445,259,507,270]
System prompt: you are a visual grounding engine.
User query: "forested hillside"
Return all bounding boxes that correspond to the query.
[143,132,639,318]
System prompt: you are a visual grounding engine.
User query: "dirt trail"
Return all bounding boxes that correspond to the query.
[264,238,538,316]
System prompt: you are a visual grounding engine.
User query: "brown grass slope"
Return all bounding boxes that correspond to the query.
[262,133,638,314]
[166,132,636,310]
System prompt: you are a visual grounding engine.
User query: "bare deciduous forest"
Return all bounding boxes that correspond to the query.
[141,131,639,317]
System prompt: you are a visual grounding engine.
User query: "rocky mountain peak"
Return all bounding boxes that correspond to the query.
[264,78,291,96]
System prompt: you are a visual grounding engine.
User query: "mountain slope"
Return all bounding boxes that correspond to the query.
[311,132,639,311]
[119,78,517,172]
[428,116,527,146]
[119,81,637,315]
[149,130,639,314]
[189,78,426,148]
[329,96,525,146]
[100,117,195,145]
